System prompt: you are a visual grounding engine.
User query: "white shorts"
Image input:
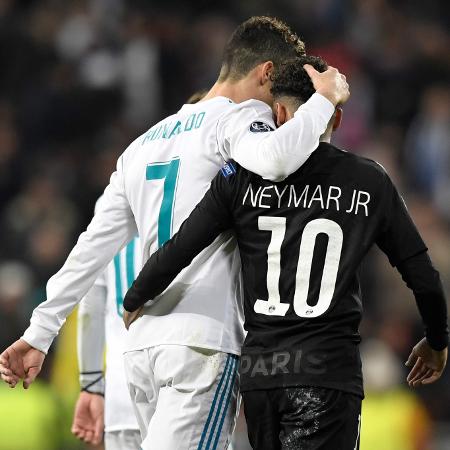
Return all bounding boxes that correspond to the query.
[124,345,240,450]
[105,429,142,450]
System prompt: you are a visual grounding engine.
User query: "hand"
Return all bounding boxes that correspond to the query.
[405,338,447,387]
[72,391,104,445]
[304,64,350,106]
[123,306,143,330]
[0,339,45,389]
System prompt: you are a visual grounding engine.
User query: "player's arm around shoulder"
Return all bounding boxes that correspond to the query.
[216,65,349,181]
[123,165,238,328]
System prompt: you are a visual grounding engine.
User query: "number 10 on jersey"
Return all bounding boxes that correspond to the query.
[254,217,343,318]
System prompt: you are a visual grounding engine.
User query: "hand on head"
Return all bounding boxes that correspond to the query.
[304,64,350,107]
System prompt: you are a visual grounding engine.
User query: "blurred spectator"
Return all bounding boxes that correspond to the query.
[0,102,21,205]
[405,86,450,220]
[121,13,161,128]
[0,261,33,348]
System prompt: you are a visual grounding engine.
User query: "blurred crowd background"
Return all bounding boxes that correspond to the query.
[0,0,449,449]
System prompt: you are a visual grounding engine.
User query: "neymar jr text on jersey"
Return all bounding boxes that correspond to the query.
[242,183,371,217]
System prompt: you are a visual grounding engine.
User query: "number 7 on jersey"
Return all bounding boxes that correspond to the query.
[146,158,180,247]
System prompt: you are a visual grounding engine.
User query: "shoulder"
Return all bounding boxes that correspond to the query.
[216,100,275,141]
[119,113,179,165]
[214,160,252,188]
[94,195,106,214]
[218,99,274,125]
[235,99,273,113]
[324,143,390,181]
[139,113,178,144]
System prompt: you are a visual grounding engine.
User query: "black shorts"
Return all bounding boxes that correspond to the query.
[242,386,361,450]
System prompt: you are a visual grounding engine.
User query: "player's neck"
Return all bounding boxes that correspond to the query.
[201,80,265,104]
[319,125,333,143]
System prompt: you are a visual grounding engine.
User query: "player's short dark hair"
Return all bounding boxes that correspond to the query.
[271,55,328,107]
[186,90,208,104]
[219,16,305,82]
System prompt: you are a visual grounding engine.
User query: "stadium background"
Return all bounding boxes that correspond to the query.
[0,0,449,449]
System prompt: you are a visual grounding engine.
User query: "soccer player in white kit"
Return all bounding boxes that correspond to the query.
[71,232,142,449]
[0,16,349,450]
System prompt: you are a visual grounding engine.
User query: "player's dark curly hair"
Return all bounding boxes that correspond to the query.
[219,16,305,81]
[271,55,328,106]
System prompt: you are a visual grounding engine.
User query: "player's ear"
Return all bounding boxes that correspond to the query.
[259,61,274,86]
[332,107,343,131]
[275,102,288,127]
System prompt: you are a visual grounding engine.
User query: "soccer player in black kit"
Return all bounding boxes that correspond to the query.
[123,56,448,450]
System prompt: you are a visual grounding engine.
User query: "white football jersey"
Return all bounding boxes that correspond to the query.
[102,237,141,431]
[123,97,245,354]
[22,94,334,355]
[77,211,141,431]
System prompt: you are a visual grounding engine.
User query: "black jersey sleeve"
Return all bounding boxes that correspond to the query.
[123,170,235,312]
[376,175,427,267]
[397,252,448,350]
[376,174,448,350]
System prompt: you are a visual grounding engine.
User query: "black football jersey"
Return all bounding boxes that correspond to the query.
[126,142,428,397]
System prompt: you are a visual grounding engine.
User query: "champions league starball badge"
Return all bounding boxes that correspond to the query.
[249,121,274,132]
